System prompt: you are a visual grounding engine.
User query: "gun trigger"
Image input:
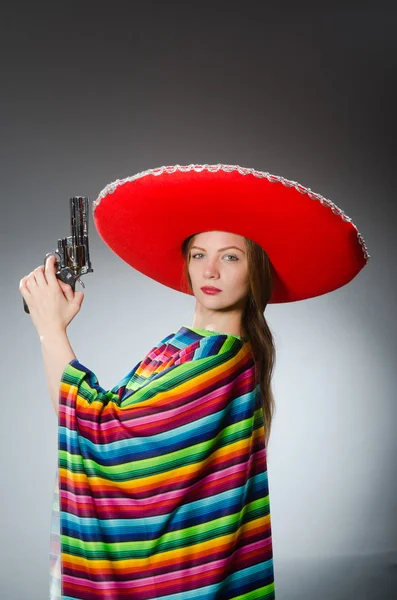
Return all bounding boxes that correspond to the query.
[77,277,85,289]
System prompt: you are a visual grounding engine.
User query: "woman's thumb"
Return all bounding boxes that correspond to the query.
[59,280,75,300]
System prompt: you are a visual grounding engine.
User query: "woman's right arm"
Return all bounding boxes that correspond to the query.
[39,327,76,417]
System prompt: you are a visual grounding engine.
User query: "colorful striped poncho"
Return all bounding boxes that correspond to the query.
[49,325,275,599]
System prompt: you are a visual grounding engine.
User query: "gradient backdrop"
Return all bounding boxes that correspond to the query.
[1,3,396,599]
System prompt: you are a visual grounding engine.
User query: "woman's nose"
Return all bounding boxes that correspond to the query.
[203,262,219,277]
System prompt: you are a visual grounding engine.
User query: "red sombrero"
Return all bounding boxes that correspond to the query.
[92,164,370,304]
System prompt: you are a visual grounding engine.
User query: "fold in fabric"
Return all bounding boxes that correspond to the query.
[52,325,275,599]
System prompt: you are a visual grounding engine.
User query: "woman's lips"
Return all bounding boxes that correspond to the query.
[201,287,222,294]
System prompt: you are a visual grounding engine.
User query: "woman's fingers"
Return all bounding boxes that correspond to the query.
[20,263,53,295]
[58,280,75,300]
[20,257,75,303]
[44,256,67,295]
[19,255,83,334]
[44,257,75,300]
[19,275,31,298]
[44,255,59,283]
[33,265,47,287]
[25,270,37,289]
[44,256,75,298]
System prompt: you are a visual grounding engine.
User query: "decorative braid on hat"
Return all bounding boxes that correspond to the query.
[94,163,370,262]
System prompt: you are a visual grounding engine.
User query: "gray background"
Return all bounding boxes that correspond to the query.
[1,2,396,599]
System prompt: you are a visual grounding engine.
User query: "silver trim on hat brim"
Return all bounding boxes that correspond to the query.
[93,163,370,263]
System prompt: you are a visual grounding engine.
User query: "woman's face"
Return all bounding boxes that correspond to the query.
[188,231,250,311]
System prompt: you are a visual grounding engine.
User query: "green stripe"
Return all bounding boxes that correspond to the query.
[61,496,269,559]
[59,409,263,477]
[230,583,275,600]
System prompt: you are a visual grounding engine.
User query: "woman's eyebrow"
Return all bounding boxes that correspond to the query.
[191,245,245,254]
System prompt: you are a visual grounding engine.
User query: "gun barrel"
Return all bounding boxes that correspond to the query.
[69,196,92,271]
[70,197,88,245]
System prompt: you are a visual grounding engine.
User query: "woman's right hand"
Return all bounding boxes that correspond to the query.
[19,255,84,336]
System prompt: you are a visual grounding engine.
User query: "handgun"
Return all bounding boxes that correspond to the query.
[23,196,94,314]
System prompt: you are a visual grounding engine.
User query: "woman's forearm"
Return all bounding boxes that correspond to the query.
[39,328,76,417]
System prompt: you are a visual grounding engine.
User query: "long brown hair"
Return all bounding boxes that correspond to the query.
[180,233,276,446]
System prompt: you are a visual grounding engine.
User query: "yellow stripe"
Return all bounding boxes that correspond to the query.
[59,434,254,489]
[63,513,271,570]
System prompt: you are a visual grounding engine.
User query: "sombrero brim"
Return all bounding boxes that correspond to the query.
[93,164,370,304]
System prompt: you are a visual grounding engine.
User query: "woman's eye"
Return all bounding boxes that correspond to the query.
[191,253,238,261]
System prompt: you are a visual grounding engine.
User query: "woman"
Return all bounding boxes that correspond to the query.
[19,164,370,600]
